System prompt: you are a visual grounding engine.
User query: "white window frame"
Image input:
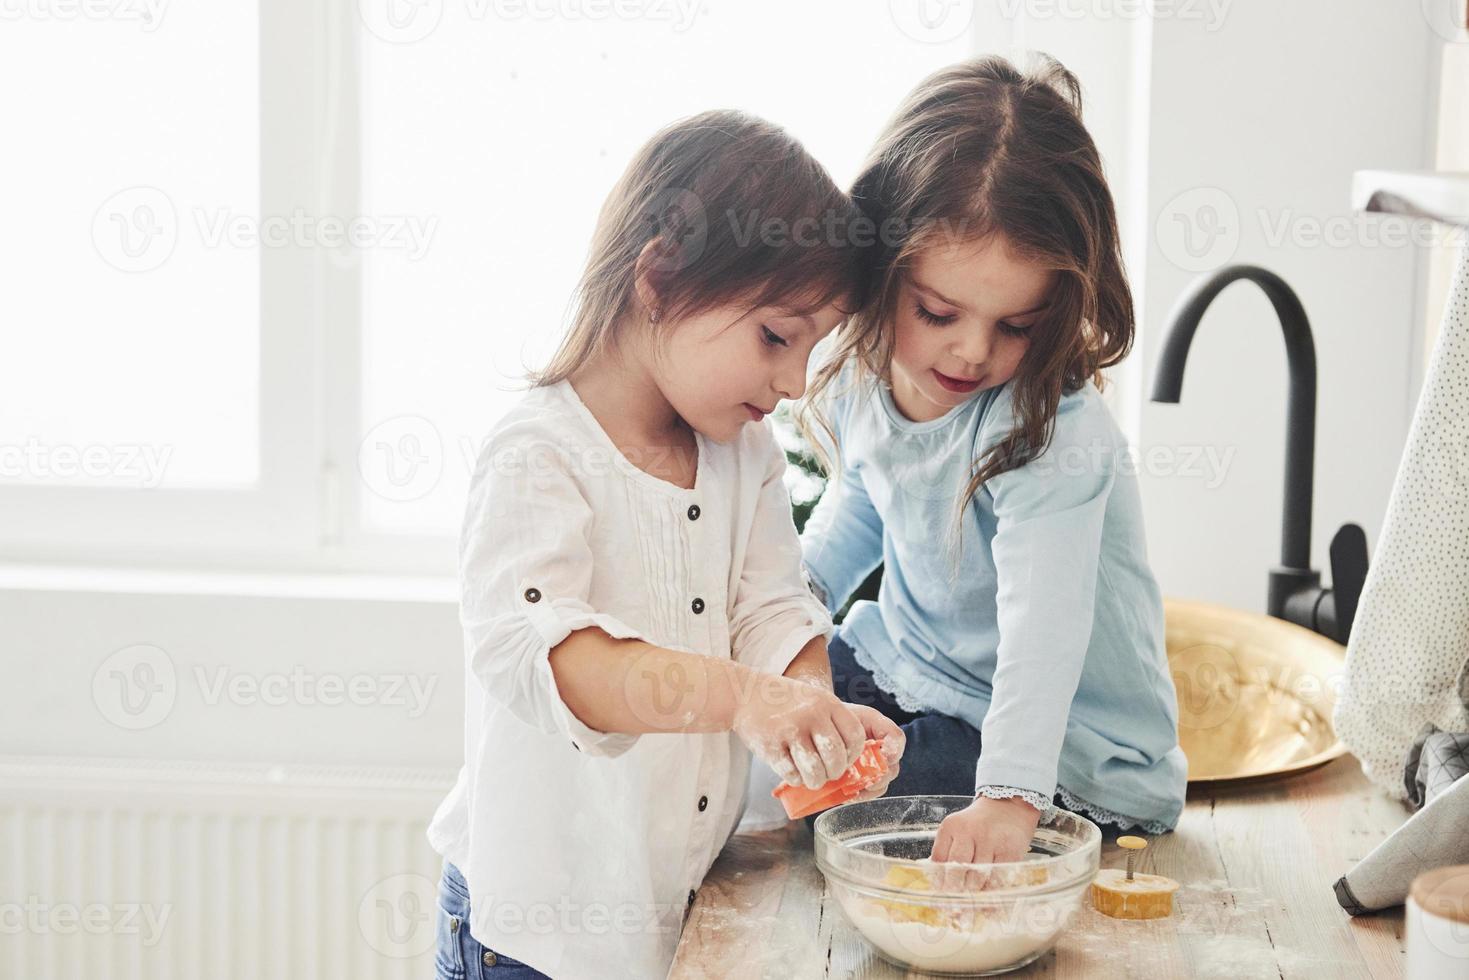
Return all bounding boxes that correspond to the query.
[0,0,455,576]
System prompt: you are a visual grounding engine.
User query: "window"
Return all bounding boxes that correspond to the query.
[357,2,975,538]
[1,5,260,490]
[2,0,976,572]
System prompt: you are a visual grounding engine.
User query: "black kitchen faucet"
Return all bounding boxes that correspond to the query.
[1149,264,1369,644]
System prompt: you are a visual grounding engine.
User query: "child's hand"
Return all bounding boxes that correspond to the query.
[930,795,1042,891]
[845,704,905,803]
[732,674,867,789]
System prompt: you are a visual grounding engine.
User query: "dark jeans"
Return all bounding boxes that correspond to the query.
[808,632,1123,831]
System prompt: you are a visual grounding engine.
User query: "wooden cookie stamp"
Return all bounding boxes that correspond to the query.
[1090,835,1180,919]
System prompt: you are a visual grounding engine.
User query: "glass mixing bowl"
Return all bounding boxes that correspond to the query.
[814,796,1100,976]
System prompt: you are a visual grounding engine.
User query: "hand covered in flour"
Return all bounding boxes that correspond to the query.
[930,795,1042,891]
[731,673,867,789]
[845,704,906,803]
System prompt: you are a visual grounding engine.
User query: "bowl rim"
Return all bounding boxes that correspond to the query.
[813,795,1102,901]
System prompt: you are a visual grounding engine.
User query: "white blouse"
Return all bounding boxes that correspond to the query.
[426,378,832,980]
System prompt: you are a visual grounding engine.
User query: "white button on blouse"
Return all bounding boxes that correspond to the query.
[427,378,832,980]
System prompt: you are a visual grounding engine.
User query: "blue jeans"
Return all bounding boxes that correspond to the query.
[810,632,1118,830]
[436,862,551,979]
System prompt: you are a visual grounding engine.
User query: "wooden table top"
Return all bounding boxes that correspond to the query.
[670,755,1412,978]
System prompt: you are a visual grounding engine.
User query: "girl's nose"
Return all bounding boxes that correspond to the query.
[776,363,807,401]
[955,323,994,366]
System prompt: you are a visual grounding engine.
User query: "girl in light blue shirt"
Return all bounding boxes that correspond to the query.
[797,55,1187,865]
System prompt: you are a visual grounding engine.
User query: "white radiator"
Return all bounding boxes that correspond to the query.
[0,757,455,980]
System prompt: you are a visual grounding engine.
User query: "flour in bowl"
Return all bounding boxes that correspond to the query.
[833,864,1078,974]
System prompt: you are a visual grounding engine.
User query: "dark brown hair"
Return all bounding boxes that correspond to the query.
[529,110,866,386]
[796,53,1135,547]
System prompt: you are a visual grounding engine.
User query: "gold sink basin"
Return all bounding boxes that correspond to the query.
[1165,597,1347,783]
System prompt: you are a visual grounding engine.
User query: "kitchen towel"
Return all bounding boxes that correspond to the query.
[1332,241,1469,798]
[1405,723,1469,810]
[1333,721,1469,914]
[1334,766,1469,914]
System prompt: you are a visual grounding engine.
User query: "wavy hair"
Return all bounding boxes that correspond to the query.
[796,54,1135,552]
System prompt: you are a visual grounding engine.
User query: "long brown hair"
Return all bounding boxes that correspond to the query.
[797,54,1134,546]
[530,110,865,386]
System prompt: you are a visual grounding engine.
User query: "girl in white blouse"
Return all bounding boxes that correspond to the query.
[426,110,905,980]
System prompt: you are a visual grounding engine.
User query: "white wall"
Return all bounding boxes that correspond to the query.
[1136,4,1438,613]
[996,1,1441,613]
[0,576,464,770]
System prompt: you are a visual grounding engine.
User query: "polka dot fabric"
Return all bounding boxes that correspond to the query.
[1334,243,1469,798]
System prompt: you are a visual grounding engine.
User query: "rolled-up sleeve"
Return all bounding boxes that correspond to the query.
[728,424,835,678]
[973,392,1116,799]
[459,423,644,758]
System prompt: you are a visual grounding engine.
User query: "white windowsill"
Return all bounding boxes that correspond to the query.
[0,561,458,604]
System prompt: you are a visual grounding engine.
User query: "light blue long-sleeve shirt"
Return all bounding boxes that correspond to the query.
[800,364,1188,832]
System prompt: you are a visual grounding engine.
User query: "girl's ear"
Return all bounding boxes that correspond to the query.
[631,239,667,321]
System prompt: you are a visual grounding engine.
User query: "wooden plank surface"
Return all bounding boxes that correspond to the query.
[670,756,1412,978]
